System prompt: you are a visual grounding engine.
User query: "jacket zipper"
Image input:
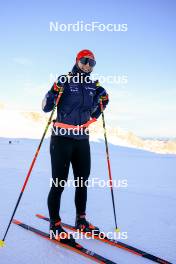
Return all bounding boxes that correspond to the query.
[79,83,84,125]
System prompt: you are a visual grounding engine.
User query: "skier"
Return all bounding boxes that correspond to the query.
[42,49,109,243]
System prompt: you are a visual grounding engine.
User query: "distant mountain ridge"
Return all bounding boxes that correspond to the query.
[0,108,175,154]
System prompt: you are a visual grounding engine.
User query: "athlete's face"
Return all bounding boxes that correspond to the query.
[77,56,95,73]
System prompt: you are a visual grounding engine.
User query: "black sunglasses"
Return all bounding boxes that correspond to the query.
[79,57,96,67]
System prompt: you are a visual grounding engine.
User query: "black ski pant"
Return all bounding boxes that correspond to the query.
[48,136,91,221]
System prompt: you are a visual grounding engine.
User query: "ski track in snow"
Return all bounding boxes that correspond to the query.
[0,137,175,264]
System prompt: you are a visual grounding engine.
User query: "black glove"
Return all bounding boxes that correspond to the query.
[95,85,109,109]
[100,93,109,108]
[50,82,63,95]
[91,83,109,119]
[50,75,66,95]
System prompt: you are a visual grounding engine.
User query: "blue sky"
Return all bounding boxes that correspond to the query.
[0,0,176,137]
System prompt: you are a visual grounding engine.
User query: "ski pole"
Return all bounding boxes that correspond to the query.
[99,98,119,232]
[0,86,64,247]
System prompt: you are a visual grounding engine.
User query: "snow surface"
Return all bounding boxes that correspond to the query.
[0,137,175,264]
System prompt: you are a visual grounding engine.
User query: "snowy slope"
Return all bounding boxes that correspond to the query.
[0,137,175,264]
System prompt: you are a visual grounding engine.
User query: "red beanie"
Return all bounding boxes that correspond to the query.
[76,49,95,62]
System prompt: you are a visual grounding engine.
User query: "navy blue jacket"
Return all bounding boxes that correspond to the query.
[42,65,109,139]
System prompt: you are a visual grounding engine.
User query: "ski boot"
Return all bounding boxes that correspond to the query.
[50,219,77,246]
[75,215,100,235]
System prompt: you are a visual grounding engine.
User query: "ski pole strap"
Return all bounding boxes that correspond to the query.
[99,99,104,112]
[53,118,97,130]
